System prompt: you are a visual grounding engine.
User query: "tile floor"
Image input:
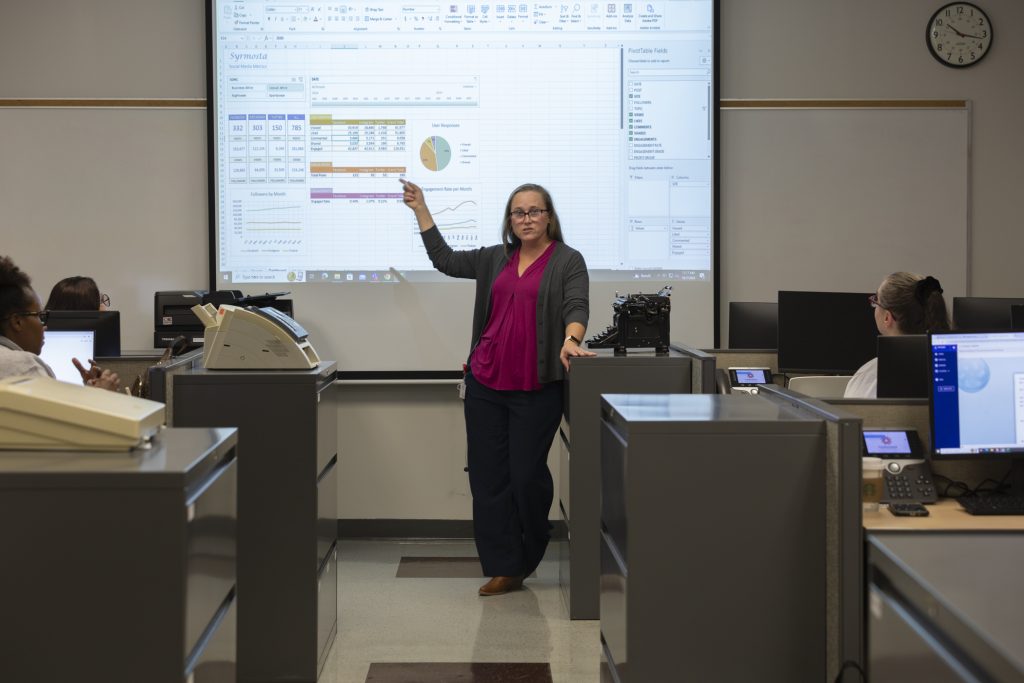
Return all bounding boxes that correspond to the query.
[317,539,602,683]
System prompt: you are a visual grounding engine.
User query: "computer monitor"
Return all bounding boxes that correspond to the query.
[951,297,1024,331]
[728,302,778,349]
[930,330,1024,493]
[777,291,877,374]
[1012,304,1024,332]
[45,311,121,357]
[38,330,95,384]
[876,335,930,399]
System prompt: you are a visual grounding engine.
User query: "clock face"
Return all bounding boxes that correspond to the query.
[928,2,993,67]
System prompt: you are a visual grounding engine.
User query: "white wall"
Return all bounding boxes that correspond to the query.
[720,0,1024,298]
[3,0,1023,519]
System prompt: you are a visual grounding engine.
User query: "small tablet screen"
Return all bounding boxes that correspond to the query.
[731,368,769,385]
[863,430,915,456]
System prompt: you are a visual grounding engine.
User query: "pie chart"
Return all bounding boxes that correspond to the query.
[420,136,452,171]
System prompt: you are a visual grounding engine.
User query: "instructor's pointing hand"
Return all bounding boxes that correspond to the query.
[400,178,425,212]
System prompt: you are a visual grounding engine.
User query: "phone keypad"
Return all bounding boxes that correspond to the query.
[884,472,935,502]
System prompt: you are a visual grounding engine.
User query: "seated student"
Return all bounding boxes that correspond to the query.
[844,272,950,398]
[45,275,110,310]
[0,256,120,390]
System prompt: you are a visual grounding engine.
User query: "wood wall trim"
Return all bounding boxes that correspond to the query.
[0,99,206,108]
[721,99,967,109]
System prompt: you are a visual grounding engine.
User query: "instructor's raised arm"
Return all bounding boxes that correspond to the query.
[400,179,437,232]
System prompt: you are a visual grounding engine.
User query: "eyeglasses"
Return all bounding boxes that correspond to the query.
[6,310,49,324]
[868,293,883,309]
[510,208,549,221]
[100,293,111,307]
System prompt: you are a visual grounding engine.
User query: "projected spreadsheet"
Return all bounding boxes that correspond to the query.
[213,2,714,284]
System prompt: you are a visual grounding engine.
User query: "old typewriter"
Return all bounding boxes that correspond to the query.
[586,286,672,355]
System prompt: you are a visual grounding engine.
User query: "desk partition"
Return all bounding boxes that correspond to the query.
[560,347,701,620]
[826,398,1011,494]
[755,385,865,680]
[868,533,1024,682]
[598,390,863,681]
[704,348,780,378]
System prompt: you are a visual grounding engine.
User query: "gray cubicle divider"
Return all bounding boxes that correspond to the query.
[756,385,865,681]
[827,397,1012,499]
[705,348,780,378]
[598,391,864,681]
[560,348,701,620]
[147,347,206,420]
[670,341,717,394]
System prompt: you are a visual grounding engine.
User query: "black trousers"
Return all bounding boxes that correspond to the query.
[464,371,564,577]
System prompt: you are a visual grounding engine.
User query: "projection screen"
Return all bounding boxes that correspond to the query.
[208,0,718,373]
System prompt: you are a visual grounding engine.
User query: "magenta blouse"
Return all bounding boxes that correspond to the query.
[470,242,557,391]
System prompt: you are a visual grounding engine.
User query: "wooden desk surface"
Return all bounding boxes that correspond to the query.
[865,498,1024,532]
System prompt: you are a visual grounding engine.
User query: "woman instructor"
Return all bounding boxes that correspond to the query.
[401,179,596,596]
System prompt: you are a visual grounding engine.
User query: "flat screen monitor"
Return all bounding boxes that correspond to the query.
[38,330,95,384]
[876,334,930,399]
[728,302,778,349]
[1012,304,1024,331]
[929,331,1024,494]
[45,311,121,357]
[777,291,877,374]
[952,297,1024,331]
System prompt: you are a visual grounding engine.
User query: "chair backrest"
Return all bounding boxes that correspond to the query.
[788,375,854,398]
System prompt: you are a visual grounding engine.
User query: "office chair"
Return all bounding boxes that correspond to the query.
[787,375,854,398]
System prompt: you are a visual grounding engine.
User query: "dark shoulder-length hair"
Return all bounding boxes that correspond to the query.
[500,183,564,253]
[46,276,101,310]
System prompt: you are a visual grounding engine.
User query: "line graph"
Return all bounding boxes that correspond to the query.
[426,196,479,246]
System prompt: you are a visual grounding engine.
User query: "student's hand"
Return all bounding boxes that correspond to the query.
[73,358,122,392]
[560,339,597,371]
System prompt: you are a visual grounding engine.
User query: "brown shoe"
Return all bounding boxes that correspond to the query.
[478,575,524,596]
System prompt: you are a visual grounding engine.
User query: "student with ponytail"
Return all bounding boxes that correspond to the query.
[844,272,951,398]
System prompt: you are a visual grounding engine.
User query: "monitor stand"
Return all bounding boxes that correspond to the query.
[1006,459,1024,496]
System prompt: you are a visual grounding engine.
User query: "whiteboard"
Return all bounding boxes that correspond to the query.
[0,106,209,352]
[719,104,970,343]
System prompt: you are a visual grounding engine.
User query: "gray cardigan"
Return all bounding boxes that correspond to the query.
[0,335,54,381]
[420,226,589,384]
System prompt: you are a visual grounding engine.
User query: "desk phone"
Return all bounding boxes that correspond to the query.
[727,367,773,394]
[862,428,937,504]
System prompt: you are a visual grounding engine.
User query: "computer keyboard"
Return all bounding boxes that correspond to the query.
[958,495,1024,516]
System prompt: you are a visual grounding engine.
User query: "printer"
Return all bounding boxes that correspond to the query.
[155,290,294,350]
[203,290,294,318]
[192,303,320,370]
[154,290,208,349]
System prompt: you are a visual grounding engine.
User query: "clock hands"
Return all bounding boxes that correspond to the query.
[945,23,984,40]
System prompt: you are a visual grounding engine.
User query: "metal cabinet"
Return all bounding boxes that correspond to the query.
[171,362,338,682]
[0,428,238,683]
[598,393,829,682]
[559,349,693,619]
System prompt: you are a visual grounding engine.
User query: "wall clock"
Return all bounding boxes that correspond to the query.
[927,2,993,67]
